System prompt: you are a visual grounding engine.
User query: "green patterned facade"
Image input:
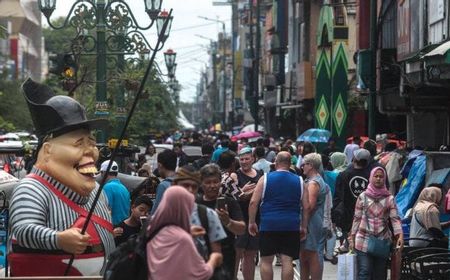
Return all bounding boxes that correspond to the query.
[315,4,348,148]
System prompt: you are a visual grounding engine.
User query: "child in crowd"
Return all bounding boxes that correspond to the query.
[113,195,153,246]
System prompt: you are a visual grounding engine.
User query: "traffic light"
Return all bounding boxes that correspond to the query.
[48,53,77,79]
[62,54,77,79]
[48,53,78,91]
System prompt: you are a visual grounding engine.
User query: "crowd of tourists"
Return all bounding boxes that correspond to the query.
[102,133,450,280]
[8,79,449,279]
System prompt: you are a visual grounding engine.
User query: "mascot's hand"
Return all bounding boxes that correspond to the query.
[56,228,91,255]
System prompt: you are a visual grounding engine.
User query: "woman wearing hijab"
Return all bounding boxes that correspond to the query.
[146,186,223,280]
[323,152,347,196]
[330,152,347,172]
[349,167,403,280]
[409,185,450,248]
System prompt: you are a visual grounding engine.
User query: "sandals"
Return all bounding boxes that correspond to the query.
[324,256,338,265]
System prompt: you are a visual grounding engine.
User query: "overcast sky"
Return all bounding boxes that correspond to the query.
[49,0,231,103]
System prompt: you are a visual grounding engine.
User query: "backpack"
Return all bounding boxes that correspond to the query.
[103,222,169,280]
[197,203,231,280]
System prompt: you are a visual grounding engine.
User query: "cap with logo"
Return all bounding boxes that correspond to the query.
[100,160,119,172]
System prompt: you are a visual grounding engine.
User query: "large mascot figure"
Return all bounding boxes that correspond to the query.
[8,79,115,276]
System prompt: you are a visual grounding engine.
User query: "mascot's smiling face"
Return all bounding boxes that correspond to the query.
[37,128,99,196]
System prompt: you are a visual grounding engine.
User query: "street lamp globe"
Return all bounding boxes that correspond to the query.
[145,0,162,21]
[168,63,177,78]
[38,0,56,18]
[164,48,176,70]
[156,10,173,43]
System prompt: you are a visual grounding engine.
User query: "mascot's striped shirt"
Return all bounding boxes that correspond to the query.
[8,168,115,273]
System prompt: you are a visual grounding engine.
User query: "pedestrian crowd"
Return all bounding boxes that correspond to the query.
[98,132,450,280]
[9,79,449,279]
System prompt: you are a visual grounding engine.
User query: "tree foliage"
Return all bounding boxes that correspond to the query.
[125,70,179,144]
[0,77,34,132]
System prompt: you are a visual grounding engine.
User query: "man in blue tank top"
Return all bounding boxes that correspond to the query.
[248,151,310,280]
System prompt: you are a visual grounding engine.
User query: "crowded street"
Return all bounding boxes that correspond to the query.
[1,0,450,280]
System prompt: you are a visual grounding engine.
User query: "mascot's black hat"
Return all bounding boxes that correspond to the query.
[22,78,107,138]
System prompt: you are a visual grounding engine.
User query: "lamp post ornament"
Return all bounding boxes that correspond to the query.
[38,0,172,142]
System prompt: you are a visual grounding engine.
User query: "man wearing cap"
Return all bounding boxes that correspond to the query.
[332,148,371,252]
[8,79,114,276]
[100,160,130,226]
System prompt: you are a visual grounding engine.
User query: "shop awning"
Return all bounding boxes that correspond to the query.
[177,110,195,130]
[423,41,450,65]
[403,44,440,63]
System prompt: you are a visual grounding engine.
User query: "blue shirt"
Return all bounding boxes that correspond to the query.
[211,147,229,162]
[150,177,174,214]
[103,178,130,225]
[323,170,338,196]
[260,171,303,231]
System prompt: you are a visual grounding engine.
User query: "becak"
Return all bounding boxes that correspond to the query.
[8,78,115,276]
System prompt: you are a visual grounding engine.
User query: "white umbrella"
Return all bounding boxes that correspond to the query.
[240,124,265,133]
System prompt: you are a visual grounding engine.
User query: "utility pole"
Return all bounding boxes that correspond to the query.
[231,2,238,129]
[248,0,255,129]
[254,0,261,133]
[221,22,227,131]
[368,0,377,139]
[212,41,219,124]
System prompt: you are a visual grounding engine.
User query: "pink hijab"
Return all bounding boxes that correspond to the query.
[147,186,193,236]
[365,167,391,199]
[146,186,213,280]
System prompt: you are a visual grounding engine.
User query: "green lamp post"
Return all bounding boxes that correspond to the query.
[38,0,172,142]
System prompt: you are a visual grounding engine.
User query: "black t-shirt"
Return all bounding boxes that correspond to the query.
[333,167,371,231]
[196,196,244,247]
[192,156,210,170]
[236,169,263,223]
[114,221,141,246]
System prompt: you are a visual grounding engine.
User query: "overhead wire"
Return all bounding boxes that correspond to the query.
[144,19,231,37]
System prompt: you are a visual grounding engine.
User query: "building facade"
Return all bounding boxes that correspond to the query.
[0,0,45,81]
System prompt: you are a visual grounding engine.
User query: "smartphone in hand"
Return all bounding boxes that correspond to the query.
[140,216,148,226]
[216,197,227,210]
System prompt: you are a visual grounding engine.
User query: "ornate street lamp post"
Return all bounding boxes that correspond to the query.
[164,48,179,107]
[38,0,173,142]
[164,48,176,78]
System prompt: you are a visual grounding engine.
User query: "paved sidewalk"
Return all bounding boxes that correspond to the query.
[237,259,338,279]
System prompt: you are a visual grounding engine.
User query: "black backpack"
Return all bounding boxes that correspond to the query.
[103,222,169,280]
[197,203,231,280]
